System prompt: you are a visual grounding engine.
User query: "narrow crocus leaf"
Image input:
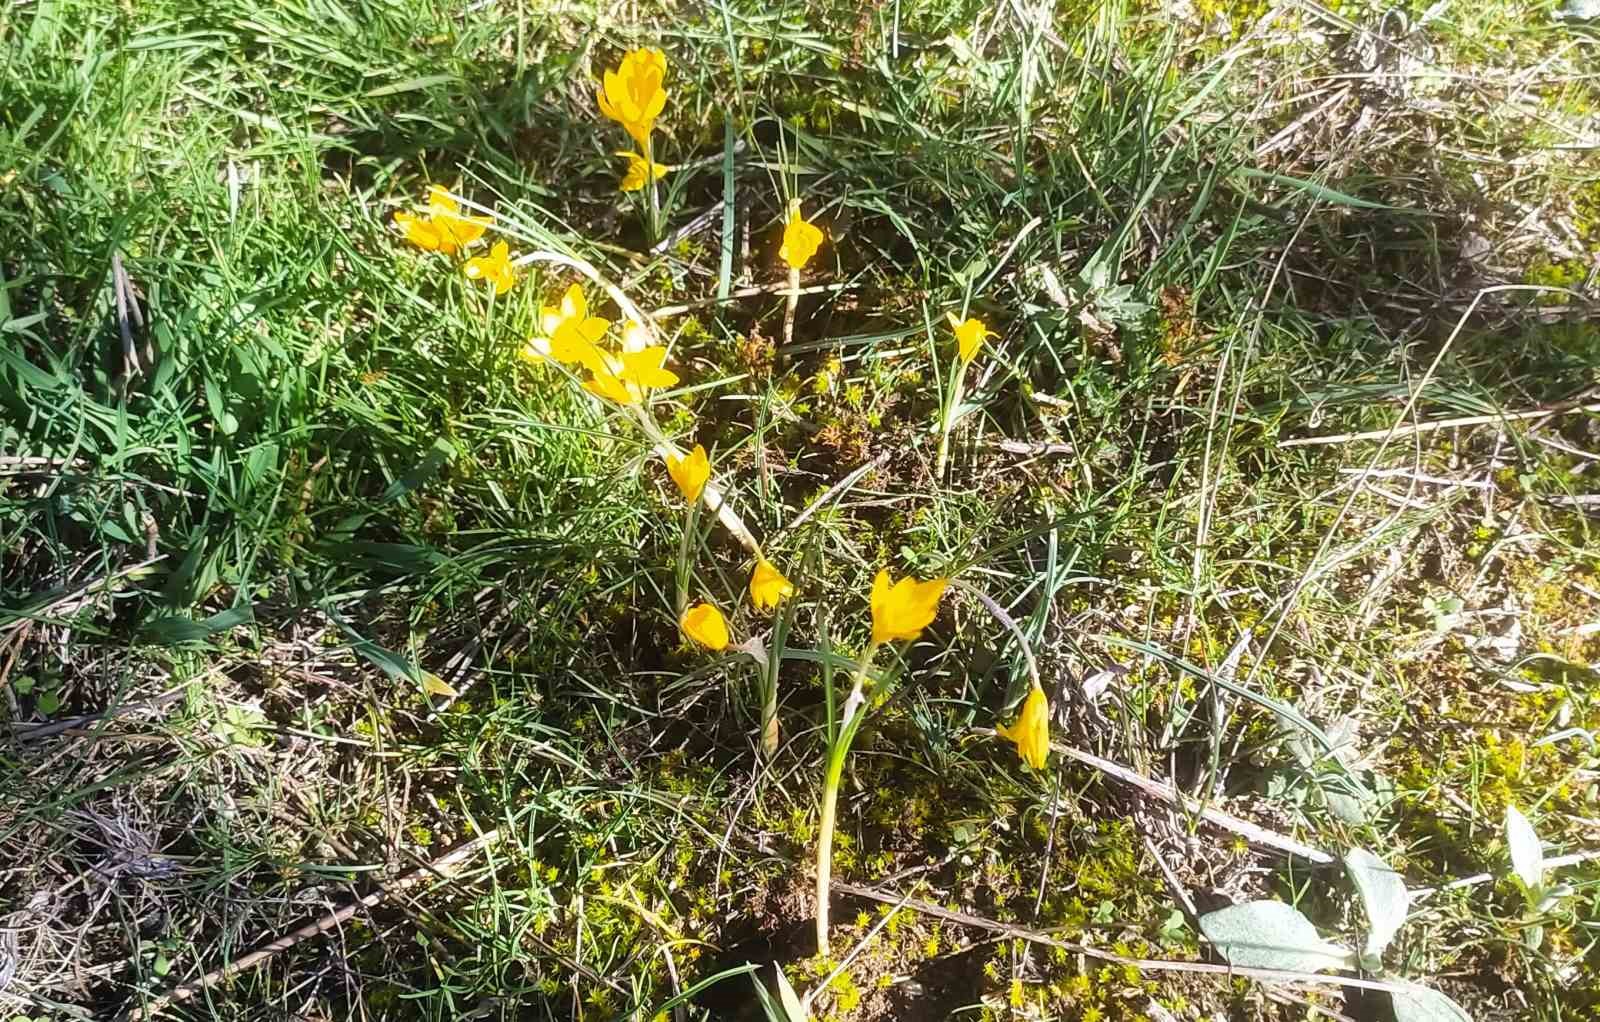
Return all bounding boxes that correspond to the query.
[1344,848,1410,962]
[1391,985,1474,1022]
[1199,901,1354,973]
[1505,805,1544,893]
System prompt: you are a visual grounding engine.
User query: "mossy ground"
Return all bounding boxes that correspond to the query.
[3,0,1599,1020]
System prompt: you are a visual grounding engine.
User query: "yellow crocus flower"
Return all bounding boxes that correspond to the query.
[946,312,989,363]
[394,185,491,254]
[665,444,709,503]
[868,569,947,644]
[617,346,679,389]
[597,48,668,149]
[680,601,730,651]
[464,240,516,294]
[617,151,669,192]
[996,683,1050,769]
[779,198,824,271]
[749,558,795,611]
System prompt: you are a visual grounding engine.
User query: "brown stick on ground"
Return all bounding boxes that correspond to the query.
[121,829,501,1021]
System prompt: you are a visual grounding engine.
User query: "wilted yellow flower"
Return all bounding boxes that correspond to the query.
[597,48,668,149]
[665,444,709,503]
[617,346,679,389]
[946,312,989,363]
[617,151,669,192]
[583,368,637,405]
[680,601,729,651]
[869,569,947,644]
[779,198,824,271]
[464,240,515,294]
[394,185,491,254]
[996,683,1050,769]
[749,558,795,611]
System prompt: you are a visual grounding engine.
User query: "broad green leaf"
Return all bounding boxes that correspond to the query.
[1505,806,1544,892]
[1391,985,1473,1022]
[1344,848,1409,962]
[1199,901,1354,973]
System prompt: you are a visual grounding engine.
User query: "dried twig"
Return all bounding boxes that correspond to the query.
[1279,400,1600,448]
[833,880,1419,994]
[971,727,1334,863]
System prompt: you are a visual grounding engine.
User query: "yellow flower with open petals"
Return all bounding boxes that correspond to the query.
[464,240,515,294]
[618,346,679,389]
[665,444,709,503]
[749,558,795,611]
[869,569,947,644]
[680,602,729,651]
[583,368,637,405]
[947,312,989,363]
[996,683,1050,769]
[541,284,612,372]
[597,48,668,149]
[394,185,491,254]
[617,151,669,192]
[779,199,824,271]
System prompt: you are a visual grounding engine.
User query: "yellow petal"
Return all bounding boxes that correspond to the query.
[998,684,1050,769]
[617,346,679,389]
[619,319,651,353]
[425,184,459,213]
[395,211,443,251]
[583,368,637,405]
[520,336,551,363]
[780,204,824,271]
[665,444,709,503]
[420,671,458,698]
[749,558,795,611]
[680,602,729,651]
[869,569,948,644]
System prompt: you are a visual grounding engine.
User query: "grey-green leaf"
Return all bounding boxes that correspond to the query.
[1505,805,1544,891]
[1199,901,1354,973]
[1345,848,1410,960]
[1391,985,1474,1022]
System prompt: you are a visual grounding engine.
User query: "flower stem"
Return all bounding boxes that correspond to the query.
[645,135,662,245]
[675,499,698,619]
[815,640,880,956]
[934,358,970,478]
[783,267,800,350]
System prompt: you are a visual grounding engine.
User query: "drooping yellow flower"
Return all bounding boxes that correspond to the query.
[946,312,989,363]
[617,151,669,192]
[597,48,668,149]
[394,185,491,254]
[779,198,824,271]
[680,601,729,651]
[996,683,1050,770]
[665,444,709,504]
[749,558,795,611]
[464,240,515,294]
[583,368,638,405]
[869,569,948,644]
[617,346,679,389]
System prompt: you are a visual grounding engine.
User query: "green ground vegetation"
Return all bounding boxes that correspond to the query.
[3,0,1599,1019]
